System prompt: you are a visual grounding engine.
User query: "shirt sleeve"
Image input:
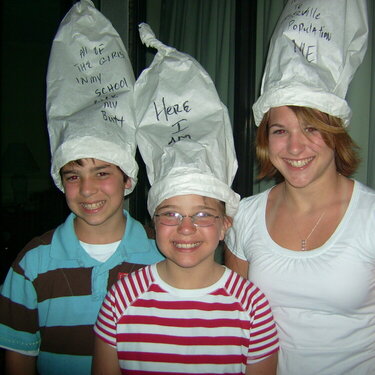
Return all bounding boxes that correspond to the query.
[225,200,250,261]
[247,284,279,363]
[0,259,41,352]
[94,283,118,348]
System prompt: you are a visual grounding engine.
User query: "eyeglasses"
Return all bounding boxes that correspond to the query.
[154,212,220,227]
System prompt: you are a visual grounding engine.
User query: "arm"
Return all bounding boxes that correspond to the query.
[246,352,278,375]
[224,243,249,278]
[5,350,37,375]
[92,336,121,375]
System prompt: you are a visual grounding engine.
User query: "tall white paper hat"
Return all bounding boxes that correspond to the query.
[253,0,368,127]
[46,0,137,194]
[134,23,240,217]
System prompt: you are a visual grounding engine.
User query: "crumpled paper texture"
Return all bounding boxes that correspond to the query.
[46,0,138,194]
[253,0,368,126]
[135,23,240,216]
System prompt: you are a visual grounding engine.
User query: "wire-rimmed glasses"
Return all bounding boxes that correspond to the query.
[154,212,220,227]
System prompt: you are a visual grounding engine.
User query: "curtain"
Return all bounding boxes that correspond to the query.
[369,0,375,188]
[253,0,288,194]
[145,0,235,121]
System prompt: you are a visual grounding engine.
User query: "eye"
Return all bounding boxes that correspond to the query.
[160,211,179,218]
[269,127,286,135]
[192,212,218,226]
[97,171,110,177]
[304,126,318,133]
[194,212,212,218]
[64,175,78,182]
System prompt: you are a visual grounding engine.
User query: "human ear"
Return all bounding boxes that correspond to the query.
[219,215,232,241]
[124,178,132,191]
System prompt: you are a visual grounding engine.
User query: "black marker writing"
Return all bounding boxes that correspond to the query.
[94,44,105,55]
[75,73,102,85]
[99,51,125,65]
[101,110,124,126]
[292,5,320,20]
[153,97,191,122]
[103,101,118,109]
[74,60,93,72]
[293,40,315,63]
[95,77,128,96]
[168,134,192,145]
[171,119,188,134]
[79,46,88,59]
[288,21,331,41]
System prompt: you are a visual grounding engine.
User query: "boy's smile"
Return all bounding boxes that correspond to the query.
[80,200,106,212]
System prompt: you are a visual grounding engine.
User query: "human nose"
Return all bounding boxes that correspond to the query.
[177,216,197,234]
[79,177,98,197]
[287,130,306,155]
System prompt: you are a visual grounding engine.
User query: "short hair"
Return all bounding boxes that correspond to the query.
[60,158,129,183]
[255,106,361,180]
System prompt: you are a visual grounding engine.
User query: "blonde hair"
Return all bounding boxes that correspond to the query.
[255,106,361,180]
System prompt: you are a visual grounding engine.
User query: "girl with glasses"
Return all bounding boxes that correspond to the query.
[92,192,279,374]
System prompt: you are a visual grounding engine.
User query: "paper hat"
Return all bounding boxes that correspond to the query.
[253,0,368,127]
[134,23,240,217]
[46,0,137,194]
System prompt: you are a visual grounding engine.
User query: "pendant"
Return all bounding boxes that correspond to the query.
[301,239,307,251]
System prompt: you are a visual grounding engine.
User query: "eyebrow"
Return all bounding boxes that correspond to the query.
[61,164,112,175]
[268,123,284,128]
[157,204,217,212]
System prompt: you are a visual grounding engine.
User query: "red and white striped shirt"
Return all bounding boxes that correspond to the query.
[94,264,278,374]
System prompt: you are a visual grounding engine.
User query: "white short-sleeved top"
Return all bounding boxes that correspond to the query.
[225,180,375,375]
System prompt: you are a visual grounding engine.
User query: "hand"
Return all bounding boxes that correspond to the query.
[5,350,37,375]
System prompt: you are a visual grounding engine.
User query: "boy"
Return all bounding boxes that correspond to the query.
[0,158,163,375]
[0,2,163,374]
[93,192,279,374]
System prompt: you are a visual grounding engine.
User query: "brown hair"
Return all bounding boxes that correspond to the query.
[255,106,361,180]
[60,158,129,183]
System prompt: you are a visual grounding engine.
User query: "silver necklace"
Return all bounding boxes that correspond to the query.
[284,187,326,251]
[298,211,326,251]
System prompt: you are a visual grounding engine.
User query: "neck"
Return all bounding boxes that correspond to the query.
[283,173,345,213]
[157,260,224,289]
[74,213,126,244]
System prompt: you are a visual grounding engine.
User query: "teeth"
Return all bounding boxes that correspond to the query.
[286,157,313,167]
[81,201,105,210]
[174,242,200,249]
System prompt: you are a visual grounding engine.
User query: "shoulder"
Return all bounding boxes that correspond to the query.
[125,211,155,238]
[9,214,76,276]
[240,189,269,207]
[224,269,269,311]
[124,210,155,241]
[236,189,270,217]
[229,189,270,232]
[12,228,56,267]
[351,181,375,217]
[122,211,164,263]
[355,180,375,199]
[110,265,155,306]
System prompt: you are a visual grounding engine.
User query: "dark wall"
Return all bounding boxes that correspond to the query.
[0,0,82,282]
